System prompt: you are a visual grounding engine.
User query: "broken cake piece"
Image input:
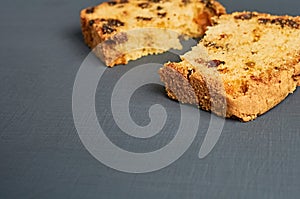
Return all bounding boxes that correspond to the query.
[80,0,226,67]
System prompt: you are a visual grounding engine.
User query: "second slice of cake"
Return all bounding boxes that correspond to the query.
[160,12,300,121]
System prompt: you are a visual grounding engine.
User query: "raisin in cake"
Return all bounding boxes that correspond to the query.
[80,0,226,67]
[160,12,300,122]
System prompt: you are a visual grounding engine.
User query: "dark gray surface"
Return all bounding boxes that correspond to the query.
[0,0,299,198]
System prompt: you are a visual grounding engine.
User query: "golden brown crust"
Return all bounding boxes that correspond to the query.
[159,11,300,122]
[80,0,226,67]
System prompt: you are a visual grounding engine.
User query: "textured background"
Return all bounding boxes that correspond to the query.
[0,0,300,198]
